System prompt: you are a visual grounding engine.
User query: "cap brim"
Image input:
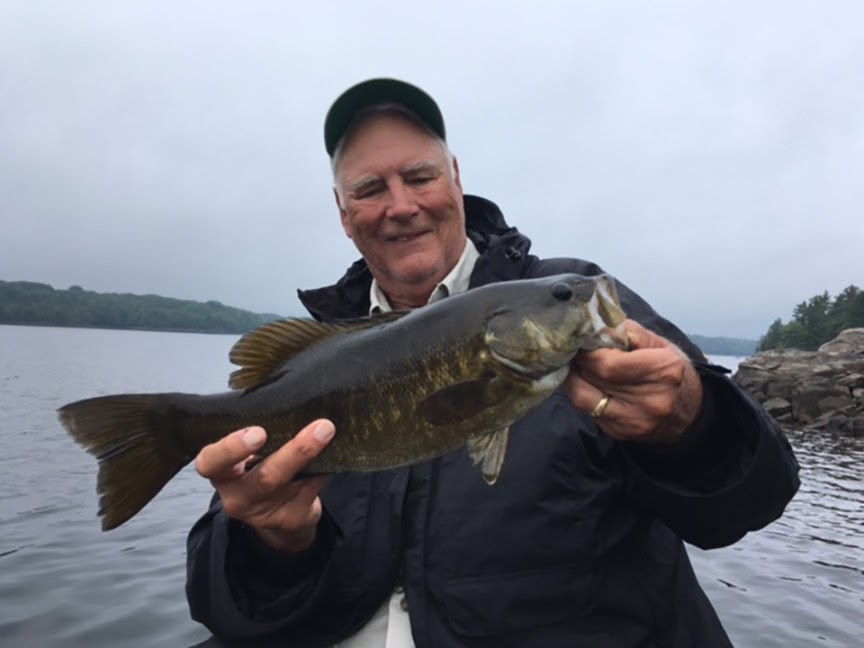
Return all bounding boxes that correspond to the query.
[324,78,445,157]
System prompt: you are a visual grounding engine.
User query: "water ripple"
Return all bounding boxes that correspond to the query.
[690,427,864,648]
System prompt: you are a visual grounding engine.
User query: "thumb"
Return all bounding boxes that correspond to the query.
[622,320,667,351]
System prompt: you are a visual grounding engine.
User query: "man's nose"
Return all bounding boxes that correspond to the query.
[384,181,417,219]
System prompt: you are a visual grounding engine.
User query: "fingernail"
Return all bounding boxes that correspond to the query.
[243,426,266,449]
[313,420,335,444]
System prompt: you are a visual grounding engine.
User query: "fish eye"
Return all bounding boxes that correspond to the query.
[551,282,573,302]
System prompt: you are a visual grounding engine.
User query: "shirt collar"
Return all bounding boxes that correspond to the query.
[369,238,480,314]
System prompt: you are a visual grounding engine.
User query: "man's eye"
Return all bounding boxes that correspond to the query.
[354,185,384,199]
[408,175,434,185]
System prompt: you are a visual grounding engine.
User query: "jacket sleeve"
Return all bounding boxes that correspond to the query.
[610,276,801,549]
[618,365,800,548]
[185,493,341,641]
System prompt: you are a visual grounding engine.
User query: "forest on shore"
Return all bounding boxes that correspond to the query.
[758,285,863,352]
[0,280,280,334]
[8,280,861,354]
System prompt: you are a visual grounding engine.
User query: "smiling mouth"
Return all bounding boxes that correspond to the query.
[385,231,430,243]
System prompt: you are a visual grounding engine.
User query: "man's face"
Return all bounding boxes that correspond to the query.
[334,113,466,304]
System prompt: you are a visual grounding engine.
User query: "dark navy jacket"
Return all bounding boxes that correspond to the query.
[187,195,800,647]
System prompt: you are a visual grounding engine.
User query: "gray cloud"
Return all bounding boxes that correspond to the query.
[1,0,861,339]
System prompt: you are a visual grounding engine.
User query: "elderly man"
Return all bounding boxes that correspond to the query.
[187,78,799,647]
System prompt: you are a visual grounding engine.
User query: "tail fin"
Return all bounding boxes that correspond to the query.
[58,394,192,530]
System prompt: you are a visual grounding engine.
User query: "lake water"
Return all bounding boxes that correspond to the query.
[0,325,861,647]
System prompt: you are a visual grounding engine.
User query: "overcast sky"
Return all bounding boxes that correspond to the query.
[1,1,861,339]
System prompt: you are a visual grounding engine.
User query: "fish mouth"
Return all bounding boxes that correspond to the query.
[585,279,629,349]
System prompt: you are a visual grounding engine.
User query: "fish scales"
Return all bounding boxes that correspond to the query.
[218,306,496,472]
[311,330,491,471]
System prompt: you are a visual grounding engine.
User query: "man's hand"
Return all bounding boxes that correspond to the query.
[565,320,703,443]
[194,419,336,553]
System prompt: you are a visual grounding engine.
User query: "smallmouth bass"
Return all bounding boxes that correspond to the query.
[59,273,628,530]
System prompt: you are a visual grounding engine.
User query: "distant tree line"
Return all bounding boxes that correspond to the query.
[0,280,282,334]
[758,285,864,352]
[688,335,757,357]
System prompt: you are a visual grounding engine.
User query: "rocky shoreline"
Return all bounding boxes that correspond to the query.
[733,328,864,437]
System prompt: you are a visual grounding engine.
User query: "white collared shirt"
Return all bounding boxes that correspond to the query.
[369,238,480,314]
[335,238,480,648]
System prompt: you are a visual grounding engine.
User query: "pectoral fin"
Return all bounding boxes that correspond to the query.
[417,377,510,426]
[467,427,509,485]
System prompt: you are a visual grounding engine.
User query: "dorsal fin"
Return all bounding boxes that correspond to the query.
[228,312,407,390]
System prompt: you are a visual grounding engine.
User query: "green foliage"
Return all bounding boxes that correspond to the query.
[688,334,757,356]
[758,285,864,351]
[0,280,283,334]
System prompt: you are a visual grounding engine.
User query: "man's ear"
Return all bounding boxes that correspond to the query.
[453,156,463,191]
[334,187,352,239]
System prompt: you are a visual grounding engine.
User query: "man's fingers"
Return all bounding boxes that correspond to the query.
[593,348,679,384]
[195,426,267,481]
[289,476,330,518]
[620,320,659,350]
[576,320,686,385]
[565,371,610,414]
[248,419,336,492]
[567,320,705,441]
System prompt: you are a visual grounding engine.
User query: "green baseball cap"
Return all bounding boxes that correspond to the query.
[324,78,446,157]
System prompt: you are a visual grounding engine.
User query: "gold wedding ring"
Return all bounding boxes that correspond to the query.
[591,394,611,418]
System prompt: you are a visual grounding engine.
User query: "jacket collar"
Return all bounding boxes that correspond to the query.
[297,194,534,321]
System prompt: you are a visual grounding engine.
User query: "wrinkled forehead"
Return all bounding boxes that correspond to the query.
[335,112,449,177]
[343,102,437,143]
[346,109,441,147]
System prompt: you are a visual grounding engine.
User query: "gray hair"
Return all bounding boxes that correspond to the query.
[331,102,455,206]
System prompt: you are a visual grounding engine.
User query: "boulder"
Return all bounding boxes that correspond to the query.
[733,328,864,435]
[818,328,864,355]
[762,397,792,420]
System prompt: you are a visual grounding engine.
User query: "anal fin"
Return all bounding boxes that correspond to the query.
[466,427,509,485]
